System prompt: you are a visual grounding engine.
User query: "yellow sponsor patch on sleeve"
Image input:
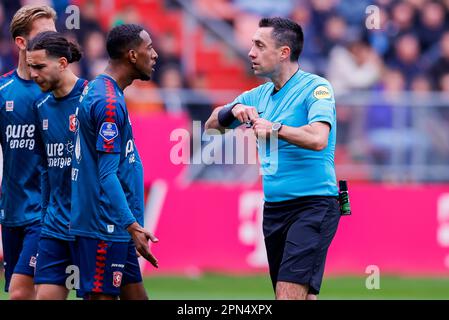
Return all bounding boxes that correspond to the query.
[313,85,332,99]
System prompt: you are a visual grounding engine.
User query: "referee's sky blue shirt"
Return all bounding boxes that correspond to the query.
[227,68,338,202]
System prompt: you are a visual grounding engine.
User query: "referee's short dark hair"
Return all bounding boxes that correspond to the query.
[106,23,145,59]
[259,17,304,61]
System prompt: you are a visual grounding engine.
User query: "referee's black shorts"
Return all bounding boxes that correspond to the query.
[263,195,340,295]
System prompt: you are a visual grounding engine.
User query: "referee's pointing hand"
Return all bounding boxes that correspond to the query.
[231,104,259,124]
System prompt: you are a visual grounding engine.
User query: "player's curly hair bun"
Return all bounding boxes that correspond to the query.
[67,41,82,63]
[27,31,83,63]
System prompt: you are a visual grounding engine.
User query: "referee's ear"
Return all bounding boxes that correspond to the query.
[280,46,291,62]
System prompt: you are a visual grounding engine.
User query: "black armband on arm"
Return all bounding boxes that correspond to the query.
[217,104,237,127]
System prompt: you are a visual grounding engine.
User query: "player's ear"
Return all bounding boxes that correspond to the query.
[58,57,69,70]
[15,36,27,51]
[128,49,138,64]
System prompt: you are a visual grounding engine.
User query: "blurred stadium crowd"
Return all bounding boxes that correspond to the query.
[1,0,449,182]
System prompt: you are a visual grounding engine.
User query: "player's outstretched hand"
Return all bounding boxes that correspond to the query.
[127,222,159,268]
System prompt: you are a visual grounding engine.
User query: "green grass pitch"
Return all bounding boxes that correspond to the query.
[1,273,448,299]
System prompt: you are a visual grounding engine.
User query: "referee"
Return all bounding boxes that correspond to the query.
[205,17,341,300]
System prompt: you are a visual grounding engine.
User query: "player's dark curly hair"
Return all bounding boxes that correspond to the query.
[106,23,145,59]
[27,31,82,63]
[259,17,304,61]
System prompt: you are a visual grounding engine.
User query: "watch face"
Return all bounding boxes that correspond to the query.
[272,122,282,131]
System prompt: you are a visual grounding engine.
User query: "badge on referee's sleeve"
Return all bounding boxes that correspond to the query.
[313,85,332,99]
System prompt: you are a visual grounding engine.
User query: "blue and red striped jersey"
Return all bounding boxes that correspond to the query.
[71,74,144,241]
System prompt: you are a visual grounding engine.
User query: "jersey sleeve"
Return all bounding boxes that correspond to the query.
[32,101,46,157]
[224,86,262,129]
[98,152,136,229]
[40,164,50,219]
[305,79,336,128]
[31,100,49,217]
[92,97,125,153]
[0,91,5,147]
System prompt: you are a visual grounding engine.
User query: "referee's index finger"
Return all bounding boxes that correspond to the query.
[248,107,259,120]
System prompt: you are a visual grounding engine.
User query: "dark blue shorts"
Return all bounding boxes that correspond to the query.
[1,220,41,292]
[75,237,143,298]
[263,196,340,295]
[34,237,78,287]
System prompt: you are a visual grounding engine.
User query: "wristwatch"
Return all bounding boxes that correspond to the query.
[271,122,283,134]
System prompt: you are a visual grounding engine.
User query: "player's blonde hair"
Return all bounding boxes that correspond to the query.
[9,5,57,39]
